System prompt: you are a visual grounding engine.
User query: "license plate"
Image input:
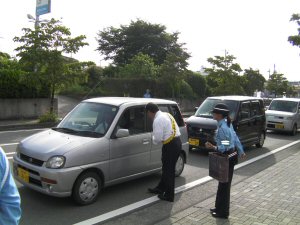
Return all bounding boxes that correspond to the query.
[189,138,200,146]
[18,167,29,183]
[275,124,284,129]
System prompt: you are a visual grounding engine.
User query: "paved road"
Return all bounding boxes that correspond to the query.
[0,129,299,225]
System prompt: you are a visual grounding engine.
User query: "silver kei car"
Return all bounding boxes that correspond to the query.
[13,97,189,205]
[266,98,300,135]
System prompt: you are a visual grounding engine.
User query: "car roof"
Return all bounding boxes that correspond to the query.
[82,97,177,106]
[271,98,300,102]
[207,96,263,101]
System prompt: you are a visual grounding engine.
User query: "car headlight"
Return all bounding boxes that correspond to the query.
[46,156,65,169]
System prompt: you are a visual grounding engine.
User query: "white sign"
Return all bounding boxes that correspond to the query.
[36,0,51,16]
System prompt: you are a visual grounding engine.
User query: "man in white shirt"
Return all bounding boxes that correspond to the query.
[146,103,181,202]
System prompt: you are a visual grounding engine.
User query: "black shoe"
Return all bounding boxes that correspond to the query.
[210,208,217,213]
[158,193,174,202]
[148,187,163,194]
[211,212,228,219]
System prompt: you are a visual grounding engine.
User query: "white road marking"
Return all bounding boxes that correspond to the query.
[0,128,46,134]
[0,143,19,147]
[74,140,300,225]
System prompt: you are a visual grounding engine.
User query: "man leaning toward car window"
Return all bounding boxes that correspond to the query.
[0,147,21,225]
[146,103,181,202]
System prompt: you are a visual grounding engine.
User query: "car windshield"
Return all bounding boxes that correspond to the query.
[56,102,118,137]
[268,100,298,113]
[195,99,238,119]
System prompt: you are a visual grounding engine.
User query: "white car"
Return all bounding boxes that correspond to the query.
[266,98,300,135]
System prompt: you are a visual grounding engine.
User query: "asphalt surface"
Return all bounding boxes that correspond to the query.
[0,129,299,225]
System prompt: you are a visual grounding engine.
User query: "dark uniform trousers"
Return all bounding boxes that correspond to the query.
[215,151,238,216]
[157,137,181,200]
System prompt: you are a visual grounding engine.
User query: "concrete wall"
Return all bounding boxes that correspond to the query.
[0,98,58,120]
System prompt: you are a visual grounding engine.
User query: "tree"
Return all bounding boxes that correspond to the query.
[266,73,289,97]
[159,52,188,98]
[96,19,190,66]
[14,19,88,113]
[118,53,158,78]
[242,68,266,96]
[86,65,103,88]
[185,71,207,97]
[288,14,300,50]
[204,53,245,95]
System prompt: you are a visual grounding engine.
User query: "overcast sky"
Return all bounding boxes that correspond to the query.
[1,0,300,81]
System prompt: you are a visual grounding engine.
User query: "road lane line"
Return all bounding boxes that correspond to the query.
[0,143,19,147]
[0,128,46,134]
[74,140,300,225]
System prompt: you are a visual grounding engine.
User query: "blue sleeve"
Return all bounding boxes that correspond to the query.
[215,127,229,153]
[231,126,245,155]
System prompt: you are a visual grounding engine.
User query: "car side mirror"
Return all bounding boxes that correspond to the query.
[115,129,130,138]
[194,107,199,112]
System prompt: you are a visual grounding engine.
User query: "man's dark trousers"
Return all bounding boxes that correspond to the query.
[157,137,181,200]
[215,154,238,216]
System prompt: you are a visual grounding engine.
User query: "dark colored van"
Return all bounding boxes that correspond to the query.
[186,96,266,150]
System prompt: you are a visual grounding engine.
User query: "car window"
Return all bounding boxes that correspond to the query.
[116,106,146,135]
[195,99,238,119]
[158,105,169,113]
[58,102,118,136]
[251,101,262,116]
[169,105,185,127]
[269,100,299,113]
[239,102,251,120]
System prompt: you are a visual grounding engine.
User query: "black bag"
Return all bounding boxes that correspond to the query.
[209,152,230,183]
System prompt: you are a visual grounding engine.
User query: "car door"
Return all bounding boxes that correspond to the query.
[236,101,253,145]
[109,106,151,180]
[148,104,187,170]
[297,101,300,128]
[250,100,264,139]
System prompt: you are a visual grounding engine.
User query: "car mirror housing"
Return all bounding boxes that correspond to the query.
[115,129,130,138]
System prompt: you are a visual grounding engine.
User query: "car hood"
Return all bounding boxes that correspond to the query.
[18,129,95,162]
[266,110,295,117]
[186,116,218,130]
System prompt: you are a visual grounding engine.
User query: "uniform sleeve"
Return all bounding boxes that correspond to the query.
[231,126,245,155]
[152,118,164,145]
[0,147,8,192]
[215,127,229,153]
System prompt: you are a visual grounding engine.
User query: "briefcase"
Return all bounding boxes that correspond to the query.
[209,152,229,183]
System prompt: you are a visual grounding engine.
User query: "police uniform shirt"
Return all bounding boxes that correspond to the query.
[152,111,181,145]
[0,147,21,225]
[216,119,245,156]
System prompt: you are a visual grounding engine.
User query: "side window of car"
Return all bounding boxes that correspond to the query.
[251,101,262,117]
[239,102,251,120]
[117,107,146,135]
[169,105,185,127]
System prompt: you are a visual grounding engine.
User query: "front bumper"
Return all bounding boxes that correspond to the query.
[13,155,83,197]
[266,119,294,132]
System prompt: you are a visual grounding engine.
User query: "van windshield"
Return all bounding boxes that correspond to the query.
[268,100,298,113]
[55,102,118,137]
[195,99,238,119]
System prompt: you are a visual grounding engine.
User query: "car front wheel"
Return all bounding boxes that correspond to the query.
[72,171,102,205]
[291,124,297,136]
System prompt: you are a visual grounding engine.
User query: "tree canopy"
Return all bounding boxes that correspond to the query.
[288,13,300,49]
[14,18,89,112]
[96,19,190,66]
[242,68,266,96]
